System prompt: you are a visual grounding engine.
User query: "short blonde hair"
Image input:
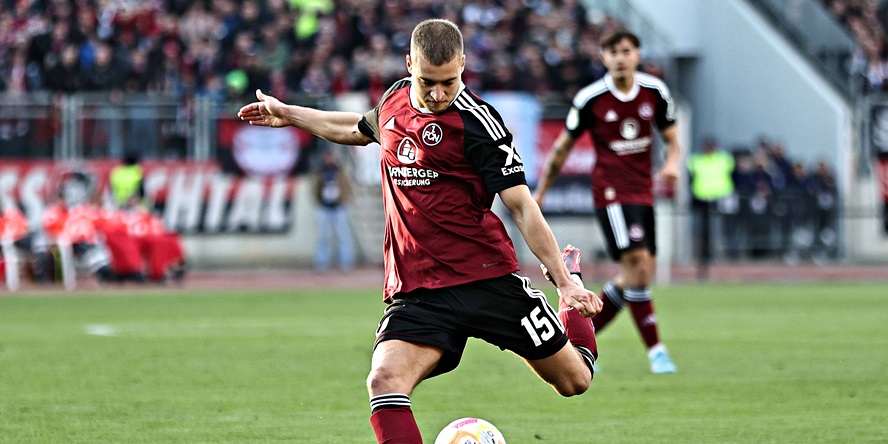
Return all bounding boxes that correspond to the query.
[410,19,463,65]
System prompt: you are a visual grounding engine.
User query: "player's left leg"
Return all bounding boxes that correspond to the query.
[621,247,677,374]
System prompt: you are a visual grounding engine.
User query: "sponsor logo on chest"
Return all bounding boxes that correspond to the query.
[387,119,443,187]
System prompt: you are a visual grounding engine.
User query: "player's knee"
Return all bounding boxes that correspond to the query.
[555,376,590,397]
[622,251,652,285]
[366,365,406,396]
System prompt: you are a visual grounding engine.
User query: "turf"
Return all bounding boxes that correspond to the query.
[0,282,886,443]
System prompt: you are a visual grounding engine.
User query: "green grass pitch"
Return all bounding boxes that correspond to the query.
[1,282,886,443]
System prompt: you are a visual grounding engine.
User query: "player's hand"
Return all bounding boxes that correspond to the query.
[655,161,680,187]
[558,285,602,318]
[237,89,290,128]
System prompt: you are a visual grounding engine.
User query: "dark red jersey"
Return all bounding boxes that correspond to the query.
[358,78,526,301]
[565,72,676,207]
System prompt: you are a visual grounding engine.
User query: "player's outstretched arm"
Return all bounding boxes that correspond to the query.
[237,89,374,146]
[499,185,602,317]
[533,129,576,207]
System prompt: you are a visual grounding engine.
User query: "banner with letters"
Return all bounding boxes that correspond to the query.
[0,159,297,234]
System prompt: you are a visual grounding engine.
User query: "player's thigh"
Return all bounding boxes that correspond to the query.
[596,204,657,261]
[464,274,568,360]
[368,339,445,396]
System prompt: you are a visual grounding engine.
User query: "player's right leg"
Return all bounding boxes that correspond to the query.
[367,339,443,444]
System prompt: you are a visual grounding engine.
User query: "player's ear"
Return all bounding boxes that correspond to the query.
[406,54,413,75]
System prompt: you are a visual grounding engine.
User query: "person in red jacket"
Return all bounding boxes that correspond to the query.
[119,200,186,283]
[41,171,116,283]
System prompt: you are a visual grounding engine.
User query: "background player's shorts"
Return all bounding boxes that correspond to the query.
[596,203,657,261]
[374,273,568,379]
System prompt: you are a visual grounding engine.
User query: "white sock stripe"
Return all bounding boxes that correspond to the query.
[606,204,630,249]
[603,282,625,307]
[623,287,652,302]
[514,273,565,333]
[575,345,597,368]
[370,394,411,411]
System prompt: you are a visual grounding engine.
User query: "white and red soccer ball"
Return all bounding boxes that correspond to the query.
[434,417,506,444]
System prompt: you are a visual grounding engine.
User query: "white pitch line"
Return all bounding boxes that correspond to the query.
[84,324,118,337]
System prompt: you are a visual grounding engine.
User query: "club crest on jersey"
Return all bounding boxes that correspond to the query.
[629,223,645,242]
[620,118,639,140]
[639,102,654,120]
[396,137,419,164]
[604,109,618,122]
[421,123,443,146]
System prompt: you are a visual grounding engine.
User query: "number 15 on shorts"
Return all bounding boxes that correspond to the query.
[521,307,555,347]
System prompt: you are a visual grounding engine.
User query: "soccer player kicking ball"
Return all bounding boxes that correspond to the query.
[239,18,601,444]
[534,29,681,374]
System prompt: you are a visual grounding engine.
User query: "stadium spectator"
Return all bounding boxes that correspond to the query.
[534,29,681,375]
[313,149,355,272]
[810,160,840,260]
[44,43,83,93]
[688,137,735,279]
[0,206,48,288]
[109,150,145,208]
[41,171,117,284]
[824,0,888,92]
[238,19,601,444]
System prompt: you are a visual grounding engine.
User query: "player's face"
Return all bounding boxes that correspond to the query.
[407,53,465,114]
[601,38,640,81]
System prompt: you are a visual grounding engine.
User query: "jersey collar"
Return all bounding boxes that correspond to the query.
[604,73,640,102]
[409,81,466,114]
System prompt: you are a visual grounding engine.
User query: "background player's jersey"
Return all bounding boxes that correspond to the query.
[359,78,526,301]
[566,72,676,207]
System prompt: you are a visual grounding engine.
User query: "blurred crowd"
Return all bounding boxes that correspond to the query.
[823,0,888,92]
[696,136,840,263]
[0,0,628,103]
[0,166,186,290]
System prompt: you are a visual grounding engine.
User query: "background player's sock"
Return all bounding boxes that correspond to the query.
[369,394,422,444]
[591,280,624,332]
[625,288,659,348]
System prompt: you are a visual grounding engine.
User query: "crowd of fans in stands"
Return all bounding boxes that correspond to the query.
[823,0,888,92]
[0,0,625,104]
[720,136,839,262]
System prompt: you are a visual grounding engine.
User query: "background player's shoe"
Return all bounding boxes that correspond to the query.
[648,344,678,374]
[541,244,583,284]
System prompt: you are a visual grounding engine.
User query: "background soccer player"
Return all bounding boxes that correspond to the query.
[534,29,681,374]
[239,18,602,444]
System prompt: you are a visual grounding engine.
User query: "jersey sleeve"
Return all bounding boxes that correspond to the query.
[654,84,677,130]
[458,95,527,193]
[564,104,589,139]
[358,78,412,144]
[358,109,380,144]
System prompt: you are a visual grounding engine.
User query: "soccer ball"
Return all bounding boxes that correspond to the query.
[434,417,507,444]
